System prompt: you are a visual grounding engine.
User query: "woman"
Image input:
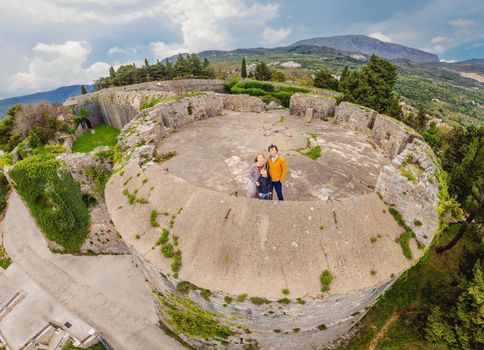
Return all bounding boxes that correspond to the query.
[247,153,265,198]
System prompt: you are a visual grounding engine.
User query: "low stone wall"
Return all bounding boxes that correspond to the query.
[334,101,440,247]
[64,79,226,129]
[118,93,224,150]
[289,93,337,120]
[223,94,266,113]
[335,101,420,160]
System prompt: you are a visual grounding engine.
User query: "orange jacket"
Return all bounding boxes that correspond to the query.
[267,155,287,182]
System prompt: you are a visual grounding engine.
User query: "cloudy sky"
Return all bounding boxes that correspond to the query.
[0,0,482,99]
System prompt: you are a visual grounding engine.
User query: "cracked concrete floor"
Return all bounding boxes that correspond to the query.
[106,111,421,299]
[157,110,389,200]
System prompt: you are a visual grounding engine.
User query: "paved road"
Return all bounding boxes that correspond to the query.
[2,191,184,350]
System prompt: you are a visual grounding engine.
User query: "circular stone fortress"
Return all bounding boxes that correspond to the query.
[67,80,441,350]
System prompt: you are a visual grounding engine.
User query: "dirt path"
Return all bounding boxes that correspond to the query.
[369,312,400,350]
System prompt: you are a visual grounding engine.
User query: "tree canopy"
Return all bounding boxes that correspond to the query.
[339,55,402,118]
[94,54,214,90]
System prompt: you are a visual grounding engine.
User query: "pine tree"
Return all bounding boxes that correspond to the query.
[339,55,402,118]
[254,62,271,81]
[80,85,87,95]
[313,69,339,90]
[109,66,116,79]
[165,59,174,79]
[144,58,149,68]
[241,57,247,79]
[339,66,349,88]
[188,54,203,77]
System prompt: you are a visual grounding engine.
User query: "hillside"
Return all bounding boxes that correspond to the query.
[193,46,482,125]
[289,35,440,63]
[0,85,92,119]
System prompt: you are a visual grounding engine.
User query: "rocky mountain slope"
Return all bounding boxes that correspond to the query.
[290,35,439,63]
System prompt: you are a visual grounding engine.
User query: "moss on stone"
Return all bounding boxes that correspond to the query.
[158,292,233,340]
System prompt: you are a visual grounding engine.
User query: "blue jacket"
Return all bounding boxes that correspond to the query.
[258,175,272,194]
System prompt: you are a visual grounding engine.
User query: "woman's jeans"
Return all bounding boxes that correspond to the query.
[272,181,284,200]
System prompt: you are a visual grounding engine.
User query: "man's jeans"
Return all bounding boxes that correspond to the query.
[272,181,284,200]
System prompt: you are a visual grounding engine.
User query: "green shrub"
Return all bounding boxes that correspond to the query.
[166,300,232,339]
[0,171,10,215]
[224,296,233,304]
[282,288,290,295]
[140,97,161,111]
[161,243,175,257]
[261,95,282,105]
[150,210,160,227]
[230,81,309,108]
[84,166,111,199]
[176,280,197,293]
[320,270,333,291]
[157,228,170,245]
[200,289,212,301]
[250,296,269,305]
[234,81,275,92]
[223,76,240,93]
[305,145,322,160]
[236,293,248,303]
[171,253,182,274]
[9,154,88,252]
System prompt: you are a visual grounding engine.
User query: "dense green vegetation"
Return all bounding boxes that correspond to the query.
[94,54,214,90]
[9,154,89,252]
[213,51,482,125]
[338,55,402,118]
[342,224,483,350]
[230,80,310,107]
[72,124,120,153]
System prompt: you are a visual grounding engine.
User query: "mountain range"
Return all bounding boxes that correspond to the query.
[289,35,439,63]
[196,34,445,64]
[0,85,92,119]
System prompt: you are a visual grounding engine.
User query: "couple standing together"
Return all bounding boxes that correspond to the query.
[248,144,287,201]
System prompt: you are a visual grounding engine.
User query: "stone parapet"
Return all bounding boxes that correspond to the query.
[289,93,337,120]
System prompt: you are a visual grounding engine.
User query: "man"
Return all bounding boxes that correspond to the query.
[267,144,287,200]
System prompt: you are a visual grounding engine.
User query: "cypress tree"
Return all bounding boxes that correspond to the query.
[80,85,87,95]
[241,57,247,79]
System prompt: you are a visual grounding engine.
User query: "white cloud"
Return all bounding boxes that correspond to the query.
[108,46,138,55]
[261,27,291,45]
[368,32,392,43]
[149,0,282,59]
[9,41,110,92]
[0,0,166,25]
[440,59,457,63]
[431,36,446,43]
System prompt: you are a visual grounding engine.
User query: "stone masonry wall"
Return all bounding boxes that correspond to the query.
[289,93,337,120]
[127,231,398,350]
[335,101,440,247]
[375,140,440,246]
[335,101,420,160]
[223,94,266,113]
[65,79,226,129]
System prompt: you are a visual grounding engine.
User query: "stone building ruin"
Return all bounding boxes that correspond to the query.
[64,80,441,350]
